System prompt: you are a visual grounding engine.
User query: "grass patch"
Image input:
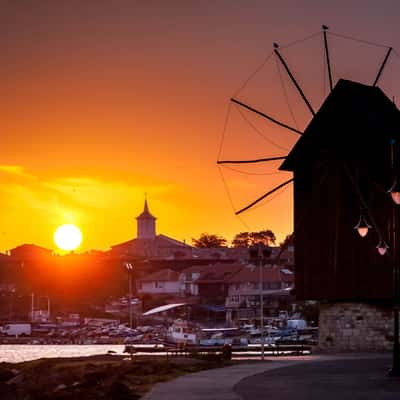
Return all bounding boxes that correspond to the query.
[0,354,233,399]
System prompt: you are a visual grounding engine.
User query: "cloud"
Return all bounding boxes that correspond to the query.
[0,165,35,179]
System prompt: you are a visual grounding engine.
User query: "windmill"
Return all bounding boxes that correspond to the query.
[218,25,395,216]
[218,26,400,373]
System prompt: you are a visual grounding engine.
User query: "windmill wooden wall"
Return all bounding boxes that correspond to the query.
[281,79,400,302]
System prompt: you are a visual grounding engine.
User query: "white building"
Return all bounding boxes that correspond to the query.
[137,268,181,295]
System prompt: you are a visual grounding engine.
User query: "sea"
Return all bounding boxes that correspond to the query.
[0,344,127,363]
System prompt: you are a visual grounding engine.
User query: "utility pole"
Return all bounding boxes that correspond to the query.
[250,244,271,360]
[31,293,34,322]
[47,296,51,321]
[258,243,265,361]
[125,263,134,329]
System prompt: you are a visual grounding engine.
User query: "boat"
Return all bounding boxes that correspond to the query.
[166,319,200,345]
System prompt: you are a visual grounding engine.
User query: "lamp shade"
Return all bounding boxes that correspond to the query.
[354,213,372,238]
[376,240,389,256]
[388,178,400,205]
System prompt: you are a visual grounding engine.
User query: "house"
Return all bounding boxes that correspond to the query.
[225,265,294,326]
[195,263,244,305]
[137,268,180,295]
[179,264,211,296]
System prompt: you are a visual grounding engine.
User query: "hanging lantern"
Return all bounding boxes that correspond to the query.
[388,178,400,205]
[376,240,389,256]
[354,210,372,238]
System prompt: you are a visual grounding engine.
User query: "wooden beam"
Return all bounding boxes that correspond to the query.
[236,178,294,215]
[373,47,392,87]
[274,44,315,116]
[322,25,333,92]
[231,98,303,135]
[217,156,287,165]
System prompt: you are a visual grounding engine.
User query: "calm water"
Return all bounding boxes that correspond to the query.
[0,344,311,363]
[0,345,127,363]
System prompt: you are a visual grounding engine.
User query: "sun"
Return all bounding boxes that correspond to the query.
[54,224,82,251]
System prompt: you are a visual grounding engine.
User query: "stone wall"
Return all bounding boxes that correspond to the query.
[318,302,396,352]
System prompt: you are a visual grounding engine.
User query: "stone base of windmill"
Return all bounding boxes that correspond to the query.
[318,302,397,352]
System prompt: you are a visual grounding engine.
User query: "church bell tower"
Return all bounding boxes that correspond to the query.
[136,198,156,239]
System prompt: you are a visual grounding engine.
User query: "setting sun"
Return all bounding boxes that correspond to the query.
[54,224,83,251]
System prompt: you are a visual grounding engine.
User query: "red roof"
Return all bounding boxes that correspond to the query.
[139,268,180,282]
[228,266,283,283]
[196,263,243,283]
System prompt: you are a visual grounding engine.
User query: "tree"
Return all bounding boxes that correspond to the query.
[280,233,294,248]
[192,233,228,248]
[231,230,276,247]
[275,232,294,264]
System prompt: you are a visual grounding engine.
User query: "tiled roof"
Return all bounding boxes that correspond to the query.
[139,268,180,282]
[228,265,283,283]
[196,263,243,283]
[111,234,191,251]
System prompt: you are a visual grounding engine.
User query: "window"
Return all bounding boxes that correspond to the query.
[155,281,164,288]
[230,295,239,303]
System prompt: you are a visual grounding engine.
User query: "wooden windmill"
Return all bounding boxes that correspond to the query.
[218,26,400,368]
[218,26,400,303]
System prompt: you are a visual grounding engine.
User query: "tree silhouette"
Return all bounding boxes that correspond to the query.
[232,230,276,247]
[280,233,294,248]
[192,233,228,248]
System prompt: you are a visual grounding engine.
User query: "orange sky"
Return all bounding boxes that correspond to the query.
[1,1,400,252]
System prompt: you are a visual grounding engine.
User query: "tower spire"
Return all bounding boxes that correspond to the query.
[144,193,149,213]
[136,195,156,239]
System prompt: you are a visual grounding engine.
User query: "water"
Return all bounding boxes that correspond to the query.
[0,344,312,363]
[0,344,126,363]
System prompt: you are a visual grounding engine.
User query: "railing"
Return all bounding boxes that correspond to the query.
[124,341,313,358]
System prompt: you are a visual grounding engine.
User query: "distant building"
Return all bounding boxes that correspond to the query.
[137,268,181,295]
[225,265,294,326]
[179,264,211,296]
[9,244,52,261]
[136,199,157,239]
[195,263,244,305]
[110,199,192,259]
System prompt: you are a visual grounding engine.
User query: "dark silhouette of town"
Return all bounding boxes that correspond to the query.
[0,199,295,328]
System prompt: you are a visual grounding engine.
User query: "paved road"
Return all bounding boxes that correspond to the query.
[235,357,400,400]
[142,359,307,400]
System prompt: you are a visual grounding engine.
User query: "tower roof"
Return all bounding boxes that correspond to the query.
[136,199,156,220]
[279,79,400,172]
